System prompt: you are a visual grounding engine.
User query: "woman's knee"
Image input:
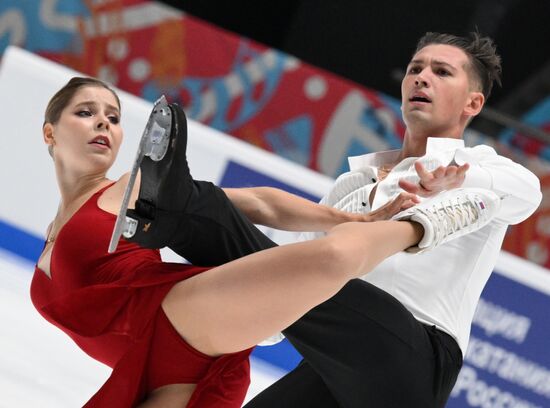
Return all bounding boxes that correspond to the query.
[312,237,364,282]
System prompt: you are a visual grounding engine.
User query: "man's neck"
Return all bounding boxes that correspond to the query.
[399,128,464,161]
[399,137,426,161]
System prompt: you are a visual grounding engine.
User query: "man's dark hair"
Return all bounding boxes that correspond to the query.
[415,32,502,99]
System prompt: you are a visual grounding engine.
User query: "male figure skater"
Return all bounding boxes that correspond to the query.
[126,32,541,408]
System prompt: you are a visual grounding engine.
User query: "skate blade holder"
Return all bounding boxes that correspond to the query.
[121,216,138,238]
[108,95,172,253]
[143,99,173,161]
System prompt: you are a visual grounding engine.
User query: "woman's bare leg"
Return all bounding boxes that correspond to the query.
[162,220,423,356]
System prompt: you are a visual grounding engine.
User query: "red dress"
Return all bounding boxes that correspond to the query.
[30,183,252,407]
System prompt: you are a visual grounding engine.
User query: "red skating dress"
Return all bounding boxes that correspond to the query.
[30,183,252,407]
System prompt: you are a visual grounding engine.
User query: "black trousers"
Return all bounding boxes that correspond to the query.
[181,181,463,408]
[169,180,278,265]
[246,279,463,408]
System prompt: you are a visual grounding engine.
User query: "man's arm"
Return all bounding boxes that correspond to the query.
[457,145,541,224]
[224,187,419,232]
[400,145,542,225]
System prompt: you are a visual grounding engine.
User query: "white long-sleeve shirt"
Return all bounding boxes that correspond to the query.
[326,137,541,354]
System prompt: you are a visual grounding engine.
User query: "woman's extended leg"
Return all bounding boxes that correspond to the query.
[162,220,423,356]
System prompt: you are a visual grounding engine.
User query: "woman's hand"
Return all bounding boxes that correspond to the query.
[354,192,420,222]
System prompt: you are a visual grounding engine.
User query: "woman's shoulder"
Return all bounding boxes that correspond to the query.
[98,172,141,213]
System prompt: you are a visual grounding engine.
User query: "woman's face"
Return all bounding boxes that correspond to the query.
[44,86,123,176]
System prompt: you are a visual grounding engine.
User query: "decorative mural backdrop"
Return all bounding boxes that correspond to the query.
[1,0,549,266]
[496,97,550,266]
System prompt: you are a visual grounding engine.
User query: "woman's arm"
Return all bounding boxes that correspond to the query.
[224,187,418,232]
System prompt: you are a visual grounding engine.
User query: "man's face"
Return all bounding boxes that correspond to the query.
[401,44,481,137]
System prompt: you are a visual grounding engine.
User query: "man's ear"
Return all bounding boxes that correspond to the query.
[464,91,485,117]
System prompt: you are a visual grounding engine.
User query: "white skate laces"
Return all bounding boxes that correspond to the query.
[392,188,501,253]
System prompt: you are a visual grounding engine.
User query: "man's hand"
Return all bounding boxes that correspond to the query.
[398,161,469,197]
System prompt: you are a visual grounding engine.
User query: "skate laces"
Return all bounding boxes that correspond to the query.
[418,193,486,246]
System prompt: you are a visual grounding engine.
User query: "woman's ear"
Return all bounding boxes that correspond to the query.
[43,123,54,145]
[43,123,55,158]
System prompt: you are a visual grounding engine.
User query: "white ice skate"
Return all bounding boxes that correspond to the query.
[392,188,502,253]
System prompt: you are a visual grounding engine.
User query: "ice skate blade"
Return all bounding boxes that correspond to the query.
[108,95,170,253]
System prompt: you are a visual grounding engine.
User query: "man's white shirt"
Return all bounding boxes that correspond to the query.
[295,138,542,354]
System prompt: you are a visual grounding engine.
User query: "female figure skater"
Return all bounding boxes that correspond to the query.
[32,77,498,407]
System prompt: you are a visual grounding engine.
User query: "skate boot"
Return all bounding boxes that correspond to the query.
[392,188,501,253]
[109,97,276,264]
[109,96,193,253]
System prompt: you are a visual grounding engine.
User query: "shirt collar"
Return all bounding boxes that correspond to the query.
[348,137,465,171]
